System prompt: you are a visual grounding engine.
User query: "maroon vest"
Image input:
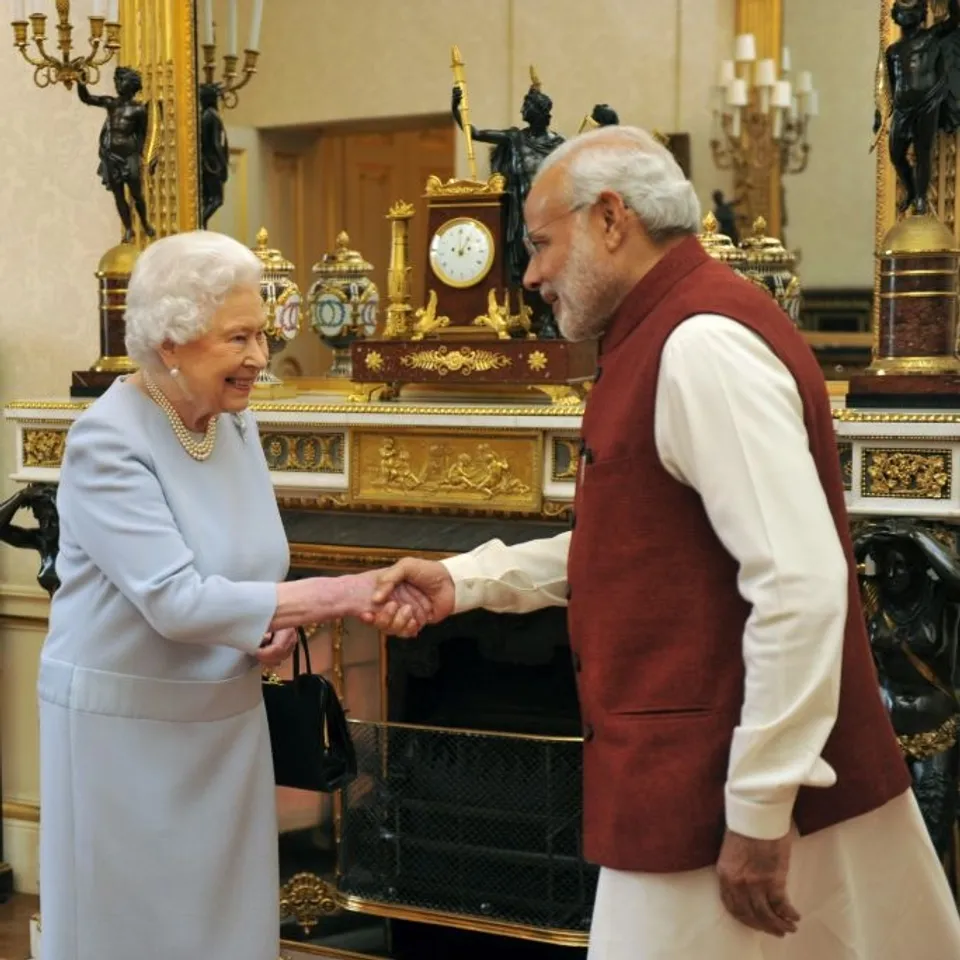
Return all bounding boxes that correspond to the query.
[567,236,910,873]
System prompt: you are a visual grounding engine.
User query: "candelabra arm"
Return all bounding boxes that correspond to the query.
[14,39,53,69]
[710,139,737,172]
[219,49,258,109]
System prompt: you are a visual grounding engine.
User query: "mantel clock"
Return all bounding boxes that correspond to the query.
[415,173,530,339]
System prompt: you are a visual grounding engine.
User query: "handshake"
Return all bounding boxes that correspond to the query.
[258,558,453,667]
[360,557,454,636]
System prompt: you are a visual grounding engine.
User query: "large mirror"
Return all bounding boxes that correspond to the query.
[185,1,890,949]
[780,1,878,373]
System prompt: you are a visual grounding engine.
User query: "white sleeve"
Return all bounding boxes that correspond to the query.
[440,532,570,615]
[655,314,846,840]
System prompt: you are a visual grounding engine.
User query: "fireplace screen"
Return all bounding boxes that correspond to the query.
[338,719,598,936]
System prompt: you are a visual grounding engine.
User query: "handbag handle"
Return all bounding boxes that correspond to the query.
[292,626,313,679]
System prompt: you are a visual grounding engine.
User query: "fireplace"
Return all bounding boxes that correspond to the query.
[337,607,597,953]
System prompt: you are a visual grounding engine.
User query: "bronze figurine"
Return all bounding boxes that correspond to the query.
[854,518,960,863]
[452,73,565,338]
[199,82,230,229]
[875,0,960,215]
[78,66,157,243]
[0,484,60,596]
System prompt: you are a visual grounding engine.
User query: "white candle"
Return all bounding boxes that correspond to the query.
[806,89,819,117]
[734,33,756,63]
[796,70,813,94]
[756,58,776,87]
[789,96,798,121]
[718,59,735,87]
[773,110,783,140]
[203,0,213,45]
[11,0,26,20]
[248,0,263,51]
[107,0,119,22]
[91,0,106,17]
[227,0,237,55]
[781,46,791,72]
[731,109,742,139]
[726,78,748,108]
[772,79,792,109]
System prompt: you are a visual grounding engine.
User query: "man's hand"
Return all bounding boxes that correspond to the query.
[361,559,456,636]
[256,627,299,667]
[336,570,433,637]
[716,829,799,937]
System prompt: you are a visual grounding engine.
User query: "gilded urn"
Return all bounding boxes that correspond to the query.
[697,212,748,272]
[251,227,302,389]
[307,231,380,379]
[739,216,802,325]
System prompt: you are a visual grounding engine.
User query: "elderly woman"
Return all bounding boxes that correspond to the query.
[38,231,426,960]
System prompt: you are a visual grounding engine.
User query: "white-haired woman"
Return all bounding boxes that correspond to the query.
[38,231,427,960]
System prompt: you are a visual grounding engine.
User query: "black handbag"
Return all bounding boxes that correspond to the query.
[261,627,357,793]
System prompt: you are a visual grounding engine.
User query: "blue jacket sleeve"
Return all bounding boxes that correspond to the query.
[57,412,278,653]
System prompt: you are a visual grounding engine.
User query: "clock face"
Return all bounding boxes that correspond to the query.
[429,217,495,289]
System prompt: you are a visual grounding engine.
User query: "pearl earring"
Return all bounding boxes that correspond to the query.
[170,367,179,378]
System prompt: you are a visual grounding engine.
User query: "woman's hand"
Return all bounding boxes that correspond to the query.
[338,570,433,636]
[256,627,298,667]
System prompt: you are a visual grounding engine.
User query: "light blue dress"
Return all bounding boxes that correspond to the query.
[38,377,290,960]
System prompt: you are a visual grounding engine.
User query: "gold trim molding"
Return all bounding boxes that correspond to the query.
[336,894,588,948]
[1,800,40,824]
[289,543,453,572]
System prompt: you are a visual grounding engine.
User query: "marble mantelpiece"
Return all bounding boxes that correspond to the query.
[6,389,959,529]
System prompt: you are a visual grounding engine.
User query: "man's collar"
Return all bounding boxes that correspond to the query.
[599,234,709,356]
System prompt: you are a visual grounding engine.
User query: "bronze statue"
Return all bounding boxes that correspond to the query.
[854,519,960,863]
[199,82,230,229]
[452,73,565,338]
[78,66,157,243]
[0,484,60,596]
[712,190,740,243]
[874,0,960,215]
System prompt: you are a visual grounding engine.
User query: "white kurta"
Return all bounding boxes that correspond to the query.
[442,315,960,959]
[39,378,289,960]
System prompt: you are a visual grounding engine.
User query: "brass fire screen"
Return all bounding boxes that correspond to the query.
[338,720,598,938]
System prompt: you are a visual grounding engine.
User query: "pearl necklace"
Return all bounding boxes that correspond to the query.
[143,371,217,461]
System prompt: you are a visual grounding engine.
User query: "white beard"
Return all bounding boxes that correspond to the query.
[542,231,620,342]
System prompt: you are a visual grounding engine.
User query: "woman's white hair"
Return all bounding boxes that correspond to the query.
[124,230,262,367]
[536,125,701,240]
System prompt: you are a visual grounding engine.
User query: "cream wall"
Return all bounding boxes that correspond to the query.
[782,0,877,289]
[0,1,119,892]
[220,0,736,212]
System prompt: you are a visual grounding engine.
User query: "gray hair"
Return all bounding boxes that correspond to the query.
[124,230,262,367]
[536,125,701,241]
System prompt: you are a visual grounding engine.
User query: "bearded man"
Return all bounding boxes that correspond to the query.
[368,126,960,959]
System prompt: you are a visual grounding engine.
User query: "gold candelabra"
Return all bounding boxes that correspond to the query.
[200,0,262,109]
[10,0,121,89]
[710,34,818,227]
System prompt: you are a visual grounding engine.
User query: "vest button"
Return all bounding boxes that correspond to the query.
[583,723,594,742]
